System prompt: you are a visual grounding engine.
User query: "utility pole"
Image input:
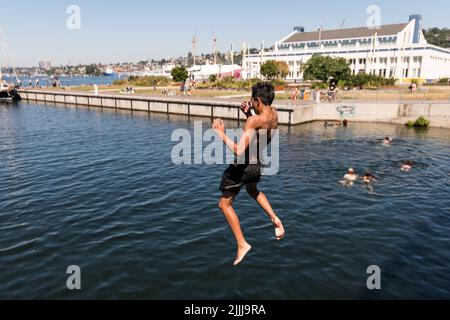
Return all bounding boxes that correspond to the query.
[213,33,218,65]
[247,44,250,79]
[192,29,197,66]
[260,42,264,80]
[242,42,247,78]
[230,44,234,65]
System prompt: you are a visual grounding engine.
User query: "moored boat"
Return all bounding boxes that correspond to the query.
[0,87,21,102]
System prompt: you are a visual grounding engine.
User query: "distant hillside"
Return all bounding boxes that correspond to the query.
[423,28,450,48]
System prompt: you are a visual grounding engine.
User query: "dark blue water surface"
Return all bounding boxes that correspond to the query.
[0,101,449,299]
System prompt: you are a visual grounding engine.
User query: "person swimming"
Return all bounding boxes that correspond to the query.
[343,168,358,181]
[401,160,413,172]
[383,137,393,145]
[324,121,338,128]
[343,119,348,127]
[362,172,376,183]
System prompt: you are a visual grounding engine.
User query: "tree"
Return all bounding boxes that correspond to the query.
[171,66,189,82]
[423,27,450,48]
[260,60,279,80]
[85,64,101,76]
[275,61,289,79]
[302,55,351,83]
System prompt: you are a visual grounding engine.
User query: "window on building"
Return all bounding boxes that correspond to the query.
[389,69,395,78]
[403,69,409,78]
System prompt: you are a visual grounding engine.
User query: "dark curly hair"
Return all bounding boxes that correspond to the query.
[252,82,275,106]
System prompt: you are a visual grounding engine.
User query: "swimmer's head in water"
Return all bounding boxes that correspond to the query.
[402,160,413,166]
[348,168,355,174]
[401,160,413,171]
[363,172,375,180]
[343,120,348,127]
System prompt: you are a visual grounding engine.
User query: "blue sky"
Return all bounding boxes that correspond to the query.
[2,0,449,66]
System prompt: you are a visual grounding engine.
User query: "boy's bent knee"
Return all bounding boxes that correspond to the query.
[218,197,233,210]
[246,185,260,199]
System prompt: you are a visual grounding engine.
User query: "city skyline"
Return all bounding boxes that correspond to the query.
[2,0,450,67]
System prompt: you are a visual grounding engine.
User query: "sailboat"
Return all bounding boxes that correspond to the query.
[0,26,21,102]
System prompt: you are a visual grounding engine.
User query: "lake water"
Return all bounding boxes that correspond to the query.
[3,75,121,87]
[0,101,449,299]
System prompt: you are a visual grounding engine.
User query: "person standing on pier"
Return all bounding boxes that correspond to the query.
[290,87,299,106]
[212,82,285,266]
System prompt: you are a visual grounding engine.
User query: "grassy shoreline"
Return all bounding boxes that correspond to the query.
[29,84,450,102]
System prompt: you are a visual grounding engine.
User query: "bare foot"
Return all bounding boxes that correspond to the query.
[273,219,285,241]
[233,243,252,266]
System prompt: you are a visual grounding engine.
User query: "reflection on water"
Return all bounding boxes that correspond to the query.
[0,102,449,299]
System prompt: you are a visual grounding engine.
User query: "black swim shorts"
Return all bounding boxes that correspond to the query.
[220,164,262,198]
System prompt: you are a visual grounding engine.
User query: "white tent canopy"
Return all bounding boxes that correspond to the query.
[188,64,242,80]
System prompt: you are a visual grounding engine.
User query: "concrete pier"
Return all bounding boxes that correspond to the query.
[18,90,450,128]
[19,90,296,125]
